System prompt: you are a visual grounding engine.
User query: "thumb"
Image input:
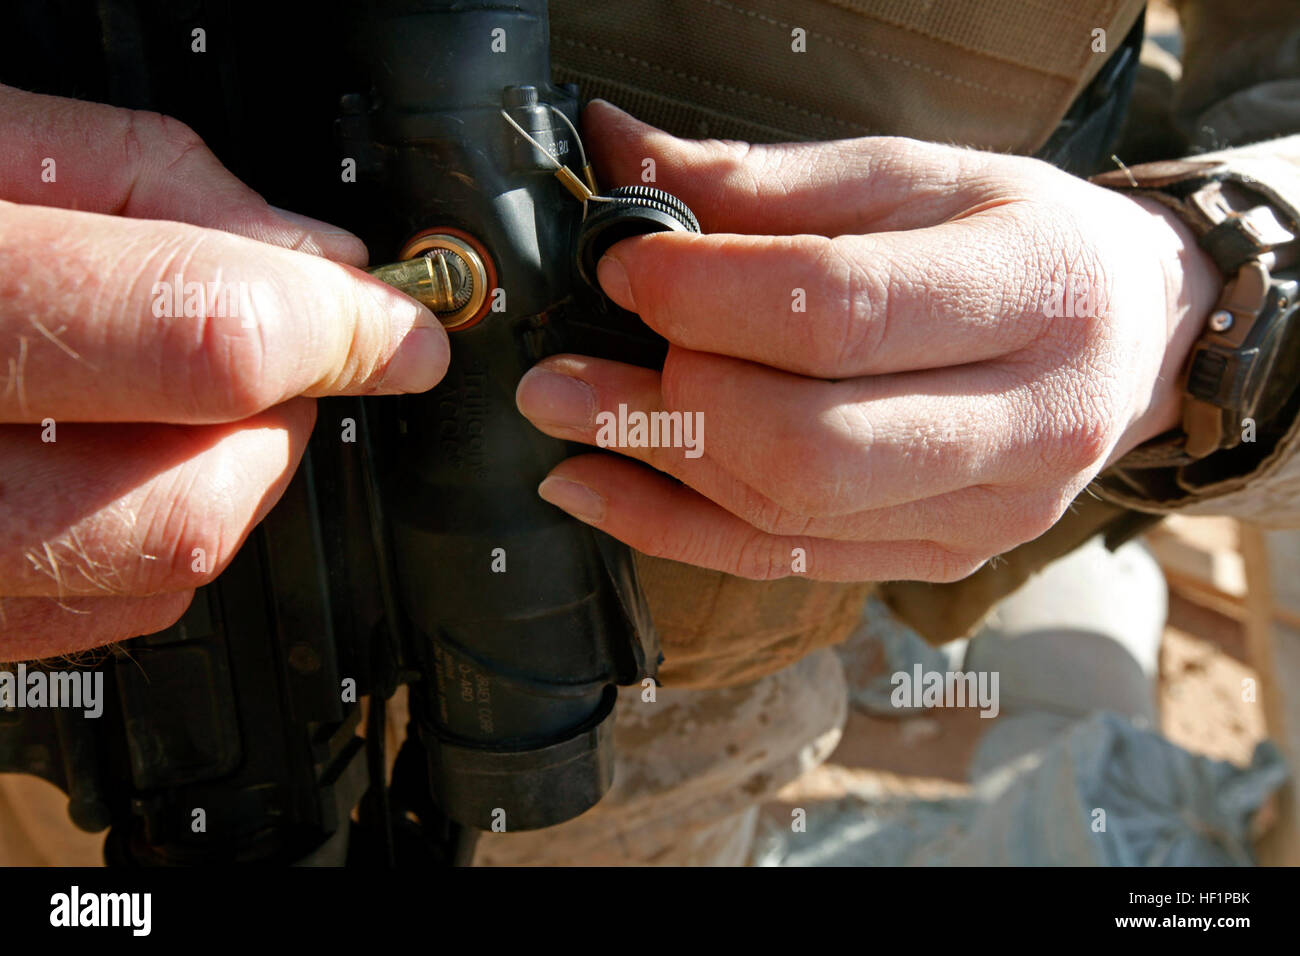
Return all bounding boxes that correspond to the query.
[0,202,449,424]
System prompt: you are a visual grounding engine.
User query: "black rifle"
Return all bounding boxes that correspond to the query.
[0,0,697,866]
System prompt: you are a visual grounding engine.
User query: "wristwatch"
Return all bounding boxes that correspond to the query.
[1091,159,1300,486]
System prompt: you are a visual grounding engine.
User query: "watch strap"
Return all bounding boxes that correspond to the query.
[1091,159,1300,465]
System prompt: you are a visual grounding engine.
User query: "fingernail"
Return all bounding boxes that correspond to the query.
[376,324,448,393]
[268,205,368,264]
[516,366,595,428]
[538,476,606,523]
[597,256,634,310]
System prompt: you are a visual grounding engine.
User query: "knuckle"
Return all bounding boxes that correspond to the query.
[766,402,875,517]
[137,591,196,637]
[630,516,679,565]
[1025,213,1113,348]
[117,109,212,188]
[149,111,211,171]
[1047,380,1119,472]
[716,139,769,204]
[657,348,694,411]
[316,279,385,393]
[762,458,841,519]
[1010,493,1069,545]
[117,109,147,172]
[145,474,239,591]
[737,489,815,537]
[916,489,978,544]
[728,528,788,581]
[914,544,986,583]
[981,490,1068,551]
[668,138,765,221]
[799,237,890,378]
[194,325,273,421]
[155,249,276,421]
[800,408,874,515]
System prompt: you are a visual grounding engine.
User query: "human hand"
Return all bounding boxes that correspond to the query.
[516,101,1220,582]
[0,85,449,658]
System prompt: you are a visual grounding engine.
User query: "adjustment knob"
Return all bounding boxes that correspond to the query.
[576,185,700,289]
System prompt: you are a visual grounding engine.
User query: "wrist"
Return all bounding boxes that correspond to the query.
[1117,196,1223,455]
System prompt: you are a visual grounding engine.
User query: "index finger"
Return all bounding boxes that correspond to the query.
[598,209,1056,379]
[0,84,367,264]
[582,99,1003,236]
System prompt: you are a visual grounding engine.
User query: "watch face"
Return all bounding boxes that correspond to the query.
[1254,286,1300,418]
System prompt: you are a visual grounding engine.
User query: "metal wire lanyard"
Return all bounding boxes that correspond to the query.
[498,107,620,218]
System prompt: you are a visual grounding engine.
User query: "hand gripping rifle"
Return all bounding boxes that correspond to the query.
[0,0,698,866]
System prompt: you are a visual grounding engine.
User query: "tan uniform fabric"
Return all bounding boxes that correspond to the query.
[550,0,1145,150]
[0,775,103,866]
[638,554,873,687]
